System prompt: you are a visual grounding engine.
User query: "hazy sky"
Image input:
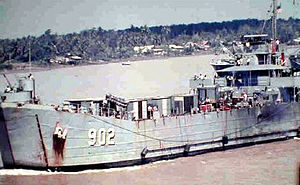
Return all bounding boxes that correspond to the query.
[0,0,299,39]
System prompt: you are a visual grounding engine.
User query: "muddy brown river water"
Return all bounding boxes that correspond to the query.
[0,140,299,185]
[0,55,216,104]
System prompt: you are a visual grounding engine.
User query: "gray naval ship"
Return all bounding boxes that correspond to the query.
[0,1,300,171]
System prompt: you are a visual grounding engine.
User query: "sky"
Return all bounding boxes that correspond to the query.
[0,0,299,39]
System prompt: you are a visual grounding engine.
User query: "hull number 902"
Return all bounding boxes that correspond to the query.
[88,128,115,146]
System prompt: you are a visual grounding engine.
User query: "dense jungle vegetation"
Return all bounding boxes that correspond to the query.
[0,18,299,69]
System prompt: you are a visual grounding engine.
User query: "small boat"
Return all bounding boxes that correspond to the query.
[210,58,235,70]
[121,61,131,66]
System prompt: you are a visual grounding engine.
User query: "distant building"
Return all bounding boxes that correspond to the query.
[168,44,184,52]
[153,48,165,55]
[49,55,82,65]
[294,37,300,43]
[133,42,209,56]
[133,45,155,54]
[184,41,210,51]
[49,56,69,64]
[70,56,82,60]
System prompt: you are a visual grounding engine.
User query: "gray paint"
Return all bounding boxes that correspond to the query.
[147,98,172,116]
[0,107,15,167]
[189,79,214,89]
[128,97,173,118]
[0,152,3,168]
[270,77,300,87]
[0,101,299,168]
[3,92,32,103]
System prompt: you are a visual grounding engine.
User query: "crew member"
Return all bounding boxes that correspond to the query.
[4,85,12,93]
[28,73,34,79]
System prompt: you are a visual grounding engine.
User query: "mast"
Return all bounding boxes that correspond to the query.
[29,40,32,73]
[28,38,35,101]
[271,0,277,41]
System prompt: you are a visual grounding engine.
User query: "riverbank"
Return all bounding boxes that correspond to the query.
[0,50,214,74]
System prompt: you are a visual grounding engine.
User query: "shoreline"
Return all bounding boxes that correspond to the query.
[0,51,214,74]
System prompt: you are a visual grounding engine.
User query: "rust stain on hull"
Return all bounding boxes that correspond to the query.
[35,114,49,167]
[52,122,67,166]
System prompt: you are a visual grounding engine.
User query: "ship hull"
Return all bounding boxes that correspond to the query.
[0,102,299,169]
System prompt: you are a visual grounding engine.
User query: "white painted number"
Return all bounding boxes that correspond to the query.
[98,128,106,146]
[107,128,115,145]
[88,129,97,146]
[88,128,115,146]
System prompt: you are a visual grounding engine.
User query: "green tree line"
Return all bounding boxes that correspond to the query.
[0,18,299,66]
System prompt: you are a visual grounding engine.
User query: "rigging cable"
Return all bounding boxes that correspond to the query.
[90,102,298,144]
[261,3,273,34]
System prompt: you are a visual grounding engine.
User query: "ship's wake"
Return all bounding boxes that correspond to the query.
[0,159,175,176]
